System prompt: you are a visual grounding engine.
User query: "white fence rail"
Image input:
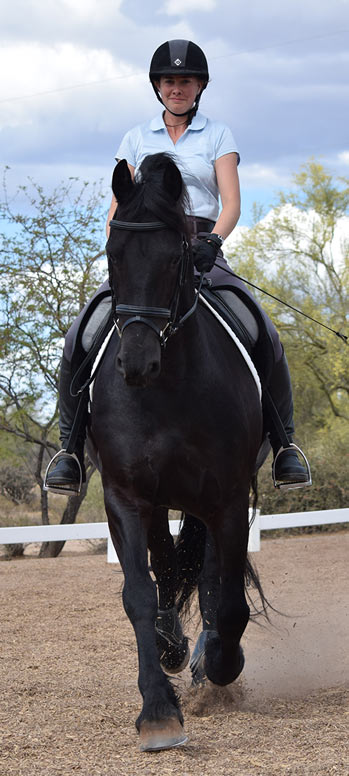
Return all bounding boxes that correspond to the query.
[0,508,348,561]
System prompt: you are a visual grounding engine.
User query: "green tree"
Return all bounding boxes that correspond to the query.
[227,160,349,514]
[228,160,349,433]
[0,171,108,555]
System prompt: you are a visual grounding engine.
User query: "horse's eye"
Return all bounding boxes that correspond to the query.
[170,254,181,267]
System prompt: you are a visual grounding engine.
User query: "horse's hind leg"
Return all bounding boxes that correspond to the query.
[104,489,187,751]
[190,529,220,685]
[148,508,189,674]
[204,501,250,687]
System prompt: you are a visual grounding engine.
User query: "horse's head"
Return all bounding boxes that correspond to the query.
[107,153,192,387]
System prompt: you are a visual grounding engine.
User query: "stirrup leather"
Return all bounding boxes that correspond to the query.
[43,450,82,496]
[272,443,312,491]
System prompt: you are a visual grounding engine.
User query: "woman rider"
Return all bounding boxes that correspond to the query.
[46,39,309,493]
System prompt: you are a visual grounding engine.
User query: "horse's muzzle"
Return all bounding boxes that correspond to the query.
[116,336,161,386]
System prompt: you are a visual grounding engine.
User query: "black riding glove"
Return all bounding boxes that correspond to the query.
[191,232,223,273]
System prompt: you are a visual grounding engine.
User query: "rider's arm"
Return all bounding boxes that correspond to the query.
[211,152,241,241]
[105,163,135,238]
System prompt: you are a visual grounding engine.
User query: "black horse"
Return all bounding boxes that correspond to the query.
[89,153,264,751]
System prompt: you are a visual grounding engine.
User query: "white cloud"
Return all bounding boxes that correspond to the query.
[161,0,216,14]
[239,163,291,189]
[226,208,349,272]
[59,0,123,18]
[0,41,131,100]
[0,42,138,130]
[338,151,349,165]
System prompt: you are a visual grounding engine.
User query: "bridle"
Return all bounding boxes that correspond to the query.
[108,218,203,347]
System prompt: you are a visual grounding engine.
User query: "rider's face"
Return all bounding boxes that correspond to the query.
[156,76,203,115]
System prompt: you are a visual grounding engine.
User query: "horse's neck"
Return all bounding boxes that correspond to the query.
[176,276,199,333]
[179,274,195,311]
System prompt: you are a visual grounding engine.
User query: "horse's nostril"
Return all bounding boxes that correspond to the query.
[149,360,160,377]
[116,356,125,375]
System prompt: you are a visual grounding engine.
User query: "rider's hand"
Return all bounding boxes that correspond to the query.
[191,233,223,273]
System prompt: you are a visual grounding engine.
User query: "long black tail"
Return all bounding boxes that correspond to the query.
[246,474,272,621]
[174,513,206,614]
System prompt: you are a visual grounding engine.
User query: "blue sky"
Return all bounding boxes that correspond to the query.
[1,0,348,225]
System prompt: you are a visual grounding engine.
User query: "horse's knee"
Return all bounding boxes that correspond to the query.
[122,574,157,623]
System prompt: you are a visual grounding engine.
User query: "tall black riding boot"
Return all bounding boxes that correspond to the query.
[266,351,310,486]
[45,355,88,495]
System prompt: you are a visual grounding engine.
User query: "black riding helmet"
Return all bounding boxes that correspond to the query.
[149,40,209,119]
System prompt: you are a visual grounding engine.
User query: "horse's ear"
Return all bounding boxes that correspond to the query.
[163,161,182,202]
[112,159,134,203]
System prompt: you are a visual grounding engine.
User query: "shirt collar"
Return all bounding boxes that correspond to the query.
[150,111,207,132]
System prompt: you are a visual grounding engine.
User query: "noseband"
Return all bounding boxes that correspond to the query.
[108,218,202,346]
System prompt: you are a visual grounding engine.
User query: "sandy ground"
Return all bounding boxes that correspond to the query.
[0,532,348,776]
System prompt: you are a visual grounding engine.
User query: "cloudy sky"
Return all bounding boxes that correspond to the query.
[1,0,348,224]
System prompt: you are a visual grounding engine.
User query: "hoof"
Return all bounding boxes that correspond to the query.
[139,718,188,752]
[206,642,245,686]
[190,630,218,686]
[160,638,190,675]
[156,607,190,675]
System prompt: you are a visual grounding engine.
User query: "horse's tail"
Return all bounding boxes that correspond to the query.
[175,479,272,622]
[174,513,207,615]
[245,555,271,621]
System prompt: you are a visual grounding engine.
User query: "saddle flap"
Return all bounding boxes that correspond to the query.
[200,284,275,387]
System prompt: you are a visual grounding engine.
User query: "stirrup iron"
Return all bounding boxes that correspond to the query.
[272,443,312,491]
[43,450,82,496]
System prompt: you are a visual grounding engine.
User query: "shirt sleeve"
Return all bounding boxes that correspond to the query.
[115,127,139,166]
[215,124,240,166]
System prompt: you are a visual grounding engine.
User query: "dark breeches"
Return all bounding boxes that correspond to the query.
[64,258,282,364]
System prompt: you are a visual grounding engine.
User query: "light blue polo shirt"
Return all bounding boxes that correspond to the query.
[115,111,239,222]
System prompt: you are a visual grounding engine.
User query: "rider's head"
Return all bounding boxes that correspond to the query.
[149,40,209,122]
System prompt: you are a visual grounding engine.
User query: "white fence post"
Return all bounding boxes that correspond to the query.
[107,535,119,564]
[248,509,260,552]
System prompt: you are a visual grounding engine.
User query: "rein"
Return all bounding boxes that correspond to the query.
[108,218,203,346]
[215,262,348,344]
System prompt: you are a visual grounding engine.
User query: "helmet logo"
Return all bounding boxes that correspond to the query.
[174,58,182,66]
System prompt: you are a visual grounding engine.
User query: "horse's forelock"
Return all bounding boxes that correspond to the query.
[120,153,190,236]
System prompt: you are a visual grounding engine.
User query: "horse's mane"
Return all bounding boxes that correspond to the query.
[120,153,191,237]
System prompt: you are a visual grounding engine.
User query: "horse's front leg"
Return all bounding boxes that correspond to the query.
[148,508,190,675]
[204,500,250,687]
[104,486,187,751]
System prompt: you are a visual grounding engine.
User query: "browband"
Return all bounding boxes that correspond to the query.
[115,304,171,318]
[109,219,168,231]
